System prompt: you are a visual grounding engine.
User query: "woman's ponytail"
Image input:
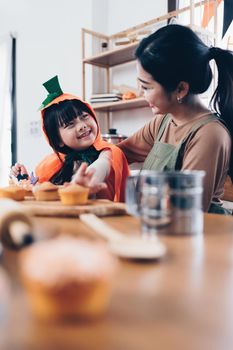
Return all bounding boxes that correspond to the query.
[209,47,233,181]
[209,47,233,123]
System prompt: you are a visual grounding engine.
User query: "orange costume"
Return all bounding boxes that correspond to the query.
[35,91,130,202]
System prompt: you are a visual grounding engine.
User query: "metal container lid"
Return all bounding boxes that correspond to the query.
[102,128,127,139]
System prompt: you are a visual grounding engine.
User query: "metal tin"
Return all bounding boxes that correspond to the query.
[102,128,127,144]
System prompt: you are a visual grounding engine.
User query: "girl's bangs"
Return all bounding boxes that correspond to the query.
[57,104,84,127]
[57,100,94,127]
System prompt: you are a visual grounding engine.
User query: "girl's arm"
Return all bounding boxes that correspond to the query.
[10,163,29,180]
[71,150,112,194]
[87,149,111,184]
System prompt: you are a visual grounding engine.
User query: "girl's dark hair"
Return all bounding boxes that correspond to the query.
[43,99,97,185]
[43,99,96,154]
[136,24,233,180]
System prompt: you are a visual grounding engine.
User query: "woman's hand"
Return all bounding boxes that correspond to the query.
[71,163,107,194]
[10,163,29,180]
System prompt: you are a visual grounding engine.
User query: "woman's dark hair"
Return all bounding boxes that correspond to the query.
[136,24,233,180]
[43,99,98,184]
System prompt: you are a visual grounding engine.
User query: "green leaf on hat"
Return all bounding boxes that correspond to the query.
[38,75,63,110]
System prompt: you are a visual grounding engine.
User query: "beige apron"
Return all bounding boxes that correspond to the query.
[142,114,230,215]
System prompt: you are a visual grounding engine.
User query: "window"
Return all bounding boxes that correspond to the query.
[0,34,16,186]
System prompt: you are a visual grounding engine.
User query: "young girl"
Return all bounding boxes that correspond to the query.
[11,76,130,201]
[117,24,233,213]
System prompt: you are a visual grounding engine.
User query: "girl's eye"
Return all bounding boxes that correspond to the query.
[64,121,74,128]
[80,114,90,120]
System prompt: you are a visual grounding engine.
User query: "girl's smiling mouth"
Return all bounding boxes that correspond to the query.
[78,130,91,139]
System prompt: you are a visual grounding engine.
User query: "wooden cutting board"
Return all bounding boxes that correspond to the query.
[21,198,126,217]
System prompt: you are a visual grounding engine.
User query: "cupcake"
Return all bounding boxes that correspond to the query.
[58,184,89,205]
[18,179,34,197]
[33,182,59,201]
[19,236,117,321]
[8,179,34,197]
[0,186,26,201]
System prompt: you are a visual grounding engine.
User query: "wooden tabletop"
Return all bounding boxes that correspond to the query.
[1,213,233,350]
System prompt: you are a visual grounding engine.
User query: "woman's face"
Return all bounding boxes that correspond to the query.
[58,113,98,151]
[136,61,176,115]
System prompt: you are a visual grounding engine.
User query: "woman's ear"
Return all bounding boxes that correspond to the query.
[176,81,189,100]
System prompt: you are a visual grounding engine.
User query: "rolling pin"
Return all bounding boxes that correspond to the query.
[0,199,34,250]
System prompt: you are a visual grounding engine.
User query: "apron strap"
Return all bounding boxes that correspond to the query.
[156,114,171,142]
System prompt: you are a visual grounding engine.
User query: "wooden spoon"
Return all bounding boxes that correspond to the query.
[79,213,166,260]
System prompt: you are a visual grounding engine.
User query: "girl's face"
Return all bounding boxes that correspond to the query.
[58,113,98,151]
[136,61,176,115]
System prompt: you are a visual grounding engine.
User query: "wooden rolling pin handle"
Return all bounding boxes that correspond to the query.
[0,199,34,250]
[79,213,125,242]
[7,221,34,249]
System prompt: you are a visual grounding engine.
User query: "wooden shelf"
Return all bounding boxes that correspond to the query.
[83,42,139,67]
[82,1,216,127]
[91,97,149,112]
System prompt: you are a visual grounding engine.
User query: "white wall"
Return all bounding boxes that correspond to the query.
[0,0,92,174]
[107,0,166,34]
[93,0,167,137]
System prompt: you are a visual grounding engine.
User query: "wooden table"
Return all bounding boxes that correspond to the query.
[1,213,233,350]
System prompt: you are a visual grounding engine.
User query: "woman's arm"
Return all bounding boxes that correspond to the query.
[117,116,161,163]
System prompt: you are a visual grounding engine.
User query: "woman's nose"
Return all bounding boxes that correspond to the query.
[138,86,143,96]
[139,86,147,98]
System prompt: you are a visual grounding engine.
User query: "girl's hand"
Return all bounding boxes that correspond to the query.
[71,163,107,194]
[10,163,29,180]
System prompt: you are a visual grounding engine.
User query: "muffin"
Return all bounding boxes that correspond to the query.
[8,179,34,197]
[33,182,59,201]
[19,236,117,321]
[0,186,26,201]
[18,179,34,197]
[58,184,89,205]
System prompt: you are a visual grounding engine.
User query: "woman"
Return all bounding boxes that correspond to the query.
[118,24,233,213]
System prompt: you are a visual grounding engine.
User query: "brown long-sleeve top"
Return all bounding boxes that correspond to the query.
[118,114,231,211]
